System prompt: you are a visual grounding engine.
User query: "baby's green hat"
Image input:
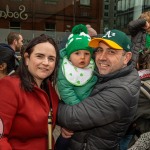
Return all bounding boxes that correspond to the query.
[65,24,93,58]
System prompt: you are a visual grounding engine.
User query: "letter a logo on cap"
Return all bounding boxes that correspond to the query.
[103,31,116,38]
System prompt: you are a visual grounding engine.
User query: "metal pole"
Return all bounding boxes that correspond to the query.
[73,0,76,26]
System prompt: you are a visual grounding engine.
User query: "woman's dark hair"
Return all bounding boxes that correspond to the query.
[16,34,59,92]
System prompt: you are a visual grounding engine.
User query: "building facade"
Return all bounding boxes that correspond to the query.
[0,0,102,47]
[116,0,150,33]
[0,0,150,48]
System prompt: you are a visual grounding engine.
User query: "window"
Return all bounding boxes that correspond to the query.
[122,0,126,11]
[45,23,56,39]
[125,0,130,10]
[104,12,109,17]
[114,20,116,24]
[9,22,20,32]
[130,0,135,8]
[105,5,109,10]
[121,15,124,27]
[134,0,143,7]
[80,11,89,17]
[145,0,150,6]
[44,0,58,4]
[45,22,55,31]
[10,0,22,1]
[80,0,90,6]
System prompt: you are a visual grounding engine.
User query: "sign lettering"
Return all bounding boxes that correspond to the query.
[0,5,28,20]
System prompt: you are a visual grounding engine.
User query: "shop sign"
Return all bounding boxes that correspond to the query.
[0,5,28,20]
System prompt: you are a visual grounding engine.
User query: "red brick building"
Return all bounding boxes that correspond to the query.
[0,0,102,47]
[0,0,102,33]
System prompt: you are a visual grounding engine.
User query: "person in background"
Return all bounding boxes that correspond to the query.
[86,24,98,38]
[128,131,150,150]
[57,29,140,150]
[127,68,150,150]
[55,24,97,150]
[0,45,14,78]
[7,32,24,52]
[0,34,59,150]
[58,32,70,50]
[0,32,24,74]
[128,11,150,69]
[119,11,150,150]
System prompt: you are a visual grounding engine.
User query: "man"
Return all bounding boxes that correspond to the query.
[57,29,141,150]
[7,32,24,52]
[0,45,14,78]
[0,32,23,74]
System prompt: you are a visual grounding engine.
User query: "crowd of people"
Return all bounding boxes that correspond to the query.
[121,10,150,150]
[0,11,150,150]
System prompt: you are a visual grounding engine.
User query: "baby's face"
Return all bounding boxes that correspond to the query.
[69,50,91,68]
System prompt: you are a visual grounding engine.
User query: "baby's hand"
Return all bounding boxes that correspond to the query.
[61,127,74,138]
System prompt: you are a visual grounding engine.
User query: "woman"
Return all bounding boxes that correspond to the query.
[0,34,59,150]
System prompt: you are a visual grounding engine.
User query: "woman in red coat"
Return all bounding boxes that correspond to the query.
[0,34,59,150]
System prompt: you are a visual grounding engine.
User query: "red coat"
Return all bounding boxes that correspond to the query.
[0,76,59,150]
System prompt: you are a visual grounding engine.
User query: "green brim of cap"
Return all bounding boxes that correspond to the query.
[89,38,123,50]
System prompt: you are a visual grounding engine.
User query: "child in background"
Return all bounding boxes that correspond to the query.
[55,24,97,149]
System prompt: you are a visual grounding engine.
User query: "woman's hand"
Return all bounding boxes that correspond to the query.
[61,127,74,138]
